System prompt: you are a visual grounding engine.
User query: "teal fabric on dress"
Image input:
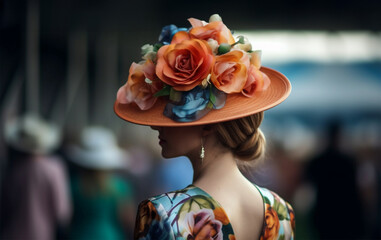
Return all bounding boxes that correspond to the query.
[134,184,295,240]
[70,175,133,240]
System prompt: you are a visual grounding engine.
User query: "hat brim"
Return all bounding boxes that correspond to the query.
[114,66,291,127]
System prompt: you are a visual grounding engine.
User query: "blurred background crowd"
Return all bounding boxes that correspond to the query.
[1,0,381,239]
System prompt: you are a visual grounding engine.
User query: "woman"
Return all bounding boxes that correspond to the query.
[115,14,295,239]
[67,127,135,239]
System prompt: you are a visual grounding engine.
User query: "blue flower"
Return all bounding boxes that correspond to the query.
[139,219,174,240]
[158,24,188,45]
[164,85,226,122]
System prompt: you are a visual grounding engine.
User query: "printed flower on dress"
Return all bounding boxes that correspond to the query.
[182,209,223,240]
[134,200,161,239]
[286,202,296,232]
[213,206,230,226]
[117,14,271,122]
[261,203,280,240]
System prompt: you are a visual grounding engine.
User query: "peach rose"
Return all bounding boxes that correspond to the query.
[260,204,280,240]
[242,65,270,97]
[188,18,235,45]
[182,209,223,240]
[117,60,162,110]
[156,39,214,91]
[211,50,250,93]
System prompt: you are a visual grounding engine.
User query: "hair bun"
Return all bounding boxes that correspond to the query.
[233,128,265,161]
[215,113,265,162]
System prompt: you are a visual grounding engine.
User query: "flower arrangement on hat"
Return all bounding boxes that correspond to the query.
[117,14,270,123]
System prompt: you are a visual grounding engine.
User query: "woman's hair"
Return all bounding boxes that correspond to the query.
[214,112,265,162]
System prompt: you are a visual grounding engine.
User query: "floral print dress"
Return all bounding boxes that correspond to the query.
[134,185,295,240]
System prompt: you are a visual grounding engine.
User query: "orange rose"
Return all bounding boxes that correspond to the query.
[287,202,296,231]
[260,204,280,240]
[242,65,270,97]
[117,60,162,110]
[211,50,250,93]
[156,39,214,91]
[213,207,230,225]
[171,31,191,44]
[188,18,235,44]
[134,200,160,239]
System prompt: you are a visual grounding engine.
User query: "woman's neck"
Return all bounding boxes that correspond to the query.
[189,142,244,189]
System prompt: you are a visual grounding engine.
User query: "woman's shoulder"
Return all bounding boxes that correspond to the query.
[254,185,296,240]
[146,185,204,210]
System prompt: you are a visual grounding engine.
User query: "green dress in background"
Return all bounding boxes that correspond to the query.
[70,174,133,240]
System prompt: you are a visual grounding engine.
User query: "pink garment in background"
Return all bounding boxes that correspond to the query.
[0,156,71,240]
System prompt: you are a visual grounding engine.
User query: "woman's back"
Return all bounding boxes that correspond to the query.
[198,179,265,239]
[134,183,294,240]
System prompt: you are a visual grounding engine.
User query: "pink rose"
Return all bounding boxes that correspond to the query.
[183,209,223,240]
[188,18,235,45]
[117,60,162,110]
[242,65,270,97]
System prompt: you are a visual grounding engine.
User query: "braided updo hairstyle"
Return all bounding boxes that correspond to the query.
[214,112,265,162]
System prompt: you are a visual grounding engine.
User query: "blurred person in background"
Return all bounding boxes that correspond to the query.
[306,119,364,239]
[0,114,71,240]
[66,126,135,239]
[115,14,295,239]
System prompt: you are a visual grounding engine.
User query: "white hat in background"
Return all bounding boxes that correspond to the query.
[4,113,61,154]
[68,126,128,170]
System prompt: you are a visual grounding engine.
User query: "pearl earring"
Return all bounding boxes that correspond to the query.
[200,138,205,164]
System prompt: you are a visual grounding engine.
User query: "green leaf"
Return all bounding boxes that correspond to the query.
[273,201,288,221]
[154,85,171,97]
[209,87,216,105]
[206,101,214,109]
[178,195,216,215]
[279,234,285,240]
[153,43,164,52]
[169,88,182,102]
[263,197,271,205]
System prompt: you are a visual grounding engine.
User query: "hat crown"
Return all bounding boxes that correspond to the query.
[5,114,61,154]
[80,127,117,150]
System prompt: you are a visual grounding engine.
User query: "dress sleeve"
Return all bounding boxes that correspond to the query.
[134,199,174,240]
[260,190,296,240]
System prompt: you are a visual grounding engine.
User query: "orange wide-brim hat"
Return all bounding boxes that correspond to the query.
[114,66,291,127]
